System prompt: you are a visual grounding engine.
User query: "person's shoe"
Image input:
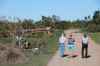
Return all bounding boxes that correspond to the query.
[85,55,91,58]
[81,56,85,58]
[61,55,65,57]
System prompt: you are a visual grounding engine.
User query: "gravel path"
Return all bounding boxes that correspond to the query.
[47,29,100,66]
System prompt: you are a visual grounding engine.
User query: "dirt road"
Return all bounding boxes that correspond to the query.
[47,29,100,66]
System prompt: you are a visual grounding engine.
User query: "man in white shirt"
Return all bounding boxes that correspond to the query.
[59,33,66,57]
[81,34,89,58]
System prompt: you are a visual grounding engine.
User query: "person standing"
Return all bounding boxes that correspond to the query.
[67,34,76,57]
[59,33,66,57]
[81,34,89,58]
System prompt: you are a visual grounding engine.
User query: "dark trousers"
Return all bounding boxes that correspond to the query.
[81,44,88,58]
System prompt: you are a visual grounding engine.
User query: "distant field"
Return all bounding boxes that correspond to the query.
[91,32,100,44]
[0,30,63,66]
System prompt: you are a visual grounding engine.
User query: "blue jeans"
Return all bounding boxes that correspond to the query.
[67,44,75,51]
[59,43,65,57]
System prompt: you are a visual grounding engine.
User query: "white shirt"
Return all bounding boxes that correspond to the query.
[82,37,88,44]
[16,36,22,41]
[59,36,66,43]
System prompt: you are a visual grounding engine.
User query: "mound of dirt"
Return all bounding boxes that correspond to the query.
[0,44,27,64]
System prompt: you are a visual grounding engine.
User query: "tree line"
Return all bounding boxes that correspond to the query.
[0,10,100,35]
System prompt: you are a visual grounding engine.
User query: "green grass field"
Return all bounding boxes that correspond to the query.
[0,30,63,66]
[91,32,100,44]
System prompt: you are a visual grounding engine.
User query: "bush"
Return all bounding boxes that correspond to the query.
[0,44,27,64]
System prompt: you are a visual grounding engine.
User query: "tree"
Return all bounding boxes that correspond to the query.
[41,16,54,28]
[93,10,100,25]
[22,19,34,29]
[52,15,60,22]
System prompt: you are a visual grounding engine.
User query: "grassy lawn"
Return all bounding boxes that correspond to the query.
[0,30,63,66]
[0,37,13,44]
[91,32,100,44]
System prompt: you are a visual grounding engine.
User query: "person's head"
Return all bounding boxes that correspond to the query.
[84,33,87,38]
[70,34,72,37]
[69,32,73,38]
[69,32,73,37]
[60,33,65,38]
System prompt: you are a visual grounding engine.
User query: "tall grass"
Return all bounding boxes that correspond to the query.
[0,30,63,66]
